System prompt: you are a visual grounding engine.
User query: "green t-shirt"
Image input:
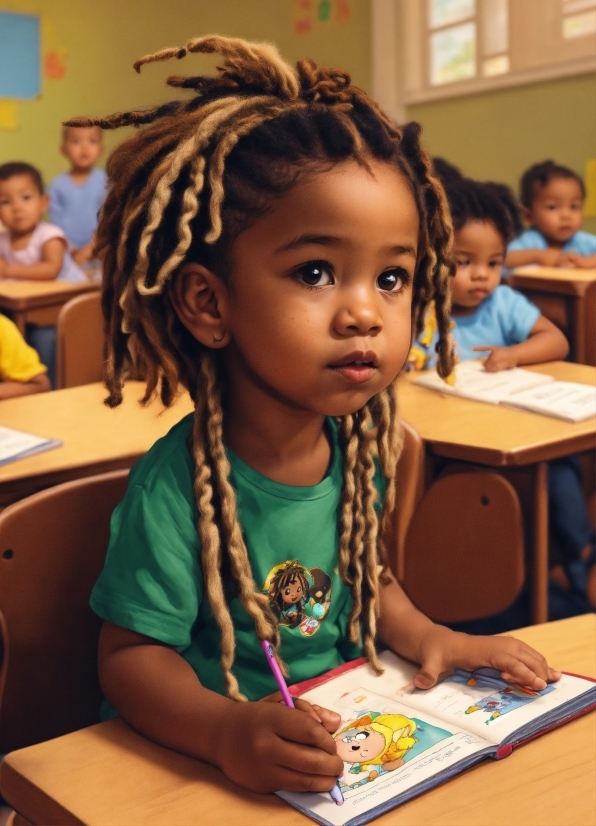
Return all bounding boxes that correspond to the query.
[90,414,384,703]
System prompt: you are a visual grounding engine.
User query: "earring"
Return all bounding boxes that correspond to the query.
[213,331,226,343]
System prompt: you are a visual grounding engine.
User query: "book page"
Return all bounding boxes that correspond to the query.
[503,381,596,423]
[279,686,489,826]
[414,360,554,404]
[395,667,594,745]
[0,426,60,466]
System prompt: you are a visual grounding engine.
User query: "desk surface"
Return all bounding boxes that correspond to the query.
[508,267,596,297]
[0,280,97,310]
[0,382,194,504]
[398,361,596,466]
[1,614,593,826]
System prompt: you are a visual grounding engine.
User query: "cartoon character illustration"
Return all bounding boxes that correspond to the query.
[298,567,333,636]
[465,685,542,724]
[334,712,418,789]
[263,561,310,628]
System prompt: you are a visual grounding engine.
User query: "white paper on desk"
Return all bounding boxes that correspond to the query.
[503,381,596,423]
[0,425,62,466]
[414,360,554,404]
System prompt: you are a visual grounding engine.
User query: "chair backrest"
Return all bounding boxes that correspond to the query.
[56,291,104,389]
[402,470,525,624]
[385,421,425,581]
[0,470,128,753]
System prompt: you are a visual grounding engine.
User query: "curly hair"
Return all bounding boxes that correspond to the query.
[66,35,455,701]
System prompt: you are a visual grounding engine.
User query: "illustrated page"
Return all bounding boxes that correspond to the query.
[395,667,593,744]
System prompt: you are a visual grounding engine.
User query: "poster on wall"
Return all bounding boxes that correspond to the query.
[293,0,350,35]
[0,11,41,98]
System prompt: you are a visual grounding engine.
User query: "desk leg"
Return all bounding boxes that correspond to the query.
[571,296,585,365]
[13,311,26,337]
[531,461,549,624]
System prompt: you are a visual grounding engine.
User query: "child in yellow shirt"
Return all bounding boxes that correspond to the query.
[0,315,50,399]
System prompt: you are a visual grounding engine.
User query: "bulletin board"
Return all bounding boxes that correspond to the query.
[0,10,41,98]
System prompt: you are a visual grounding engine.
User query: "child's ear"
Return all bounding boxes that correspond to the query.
[170,263,231,349]
[521,205,532,226]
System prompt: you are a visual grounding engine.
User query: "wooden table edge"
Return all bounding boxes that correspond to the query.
[0,762,79,826]
[0,283,97,312]
[425,431,596,467]
[507,275,593,297]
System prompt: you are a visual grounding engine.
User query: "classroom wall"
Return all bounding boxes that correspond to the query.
[407,73,596,234]
[0,0,371,184]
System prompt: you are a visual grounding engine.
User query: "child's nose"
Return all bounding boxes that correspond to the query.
[335,288,382,335]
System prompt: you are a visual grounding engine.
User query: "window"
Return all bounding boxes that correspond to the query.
[372,0,596,112]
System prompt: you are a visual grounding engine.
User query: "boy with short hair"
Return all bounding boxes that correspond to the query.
[0,314,50,399]
[505,160,596,270]
[48,125,106,265]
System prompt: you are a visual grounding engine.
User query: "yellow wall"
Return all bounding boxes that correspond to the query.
[0,0,371,184]
[407,73,596,233]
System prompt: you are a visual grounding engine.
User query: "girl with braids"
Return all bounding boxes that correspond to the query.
[86,36,560,795]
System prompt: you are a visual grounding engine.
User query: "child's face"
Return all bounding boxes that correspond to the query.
[281,577,304,605]
[0,175,47,235]
[524,177,584,245]
[61,126,103,171]
[220,159,418,418]
[451,220,504,313]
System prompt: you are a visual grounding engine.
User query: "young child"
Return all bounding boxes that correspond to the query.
[77,36,560,797]
[49,126,106,266]
[412,171,594,610]
[505,160,596,270]
[0,314,50,399]
[0,162,87,284]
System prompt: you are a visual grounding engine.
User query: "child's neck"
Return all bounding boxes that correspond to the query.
[451,301,482,317]
[9,224,38,249]
[223,358,331,487]
[69,167,93,185]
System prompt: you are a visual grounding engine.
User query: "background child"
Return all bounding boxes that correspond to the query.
[413,169,594,611]
[76,36,560,797]
[0,314,50,399]
[505,160,596,270]
[49,126,106,266]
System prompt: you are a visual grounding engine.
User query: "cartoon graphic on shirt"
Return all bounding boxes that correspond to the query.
[263,561,332,634]
[334,712,418,790]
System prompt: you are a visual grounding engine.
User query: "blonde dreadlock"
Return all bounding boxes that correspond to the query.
[68,35,455,701]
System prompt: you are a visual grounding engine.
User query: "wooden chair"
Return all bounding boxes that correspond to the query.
[55,291,104,389]
[401,470,525,624]
[0,470,128,754]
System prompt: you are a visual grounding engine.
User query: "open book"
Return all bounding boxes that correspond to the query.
[414,360,596,423]
[0,426,62,466]
[279,651,596,826]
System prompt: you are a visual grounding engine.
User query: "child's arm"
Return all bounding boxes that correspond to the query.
[472,315,569,372]
[564,251,596,269]
[98,621,343,794]
[0,371,50,399]
[0,238,65,281]
[505,248,569,269]
[377,573,561,690]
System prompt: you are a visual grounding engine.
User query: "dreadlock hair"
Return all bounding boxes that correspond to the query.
[436,172,523,246]
[66,35,455,701]
[519,159,585,209]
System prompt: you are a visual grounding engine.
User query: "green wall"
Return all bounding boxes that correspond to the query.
[0,0,371,184]
[407,73,596,233]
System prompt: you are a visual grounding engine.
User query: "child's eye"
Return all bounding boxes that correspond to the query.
[456,259,470,267]
[489,260,503,268]
[377,268,408,292]
[294,261,334,288]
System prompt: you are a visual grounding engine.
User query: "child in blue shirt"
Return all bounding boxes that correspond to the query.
[505,160,596,271]
[413,167,594,609]
[48,126,106,266]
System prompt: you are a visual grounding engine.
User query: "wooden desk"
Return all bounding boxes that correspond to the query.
[0,382,194,506]
[1,614,593,826]
[398,362,596,623]
[0,281,98,335]
[508,266,596,366]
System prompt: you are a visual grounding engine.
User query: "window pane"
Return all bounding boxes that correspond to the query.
[430,22,477,85]
[429,0,475,30]
[563,9,596,37]
[483,54,510,75]
[482,0,509,56]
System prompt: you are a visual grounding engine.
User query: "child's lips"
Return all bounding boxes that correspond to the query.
[332,364,376,383]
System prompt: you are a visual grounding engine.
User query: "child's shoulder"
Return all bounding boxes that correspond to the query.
[128,410,195,496]
[507,228,547,250]
[567,229,596,255]
[489,284,536,310]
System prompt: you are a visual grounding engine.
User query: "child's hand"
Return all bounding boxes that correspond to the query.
[214,698,343,794]
[564,252,596,269]
[472,346,518,372]
[413,625,561,691]
[540,249,566,267]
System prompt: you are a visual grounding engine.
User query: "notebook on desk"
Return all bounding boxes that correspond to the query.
[0,425,62,466]
[279,651,596,826]
[414,360,596,423]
